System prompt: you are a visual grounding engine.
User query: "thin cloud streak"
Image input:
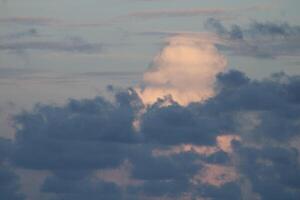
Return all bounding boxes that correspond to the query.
[0,38,103,54]
[205,18,300,58]
[128,8,228,18]
[0,5,269,28]
[126,5,270,20]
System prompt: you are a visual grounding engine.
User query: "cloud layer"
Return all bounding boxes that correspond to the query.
[1,31,300,199]
[0,67,299,199]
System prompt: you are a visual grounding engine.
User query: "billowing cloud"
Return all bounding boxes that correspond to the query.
[0,29,299,199]
[137,33,227,105]
[3,68,299,199]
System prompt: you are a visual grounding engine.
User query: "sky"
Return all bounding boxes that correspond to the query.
[1,0,300,200]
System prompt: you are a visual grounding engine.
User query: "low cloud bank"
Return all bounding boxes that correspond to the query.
[1,33,300,199]
[0,69,299,199]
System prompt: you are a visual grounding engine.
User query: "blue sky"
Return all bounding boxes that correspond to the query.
[1,1,300,200]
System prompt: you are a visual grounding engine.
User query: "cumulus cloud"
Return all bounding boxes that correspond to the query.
[0,31,300,199]
[205,18,300,58]
[137,33,227,105]
[4,68,299,199]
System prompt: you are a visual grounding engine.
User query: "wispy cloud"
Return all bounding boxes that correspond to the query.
[0,17,62,26]
[128,8,228,18]
[126,5,269,20]
[0,17,107,27]
[0,68,39,79]
[0,28,39,40]
[0,37,103,54]
[205,18,300,58]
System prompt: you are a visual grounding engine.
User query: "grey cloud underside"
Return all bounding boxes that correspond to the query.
[205,18,300,58]
[0,138,24,200]
[41,176,122,200]
[1,70,300,199]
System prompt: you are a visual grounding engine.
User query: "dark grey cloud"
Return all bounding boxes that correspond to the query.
[0,137,13,162]
[233,142,300,200]
[0,166,25,200]
[0,138,24,200]
[41,176,122,200]
[13,94,140,170]
[130,151,200,180]
[140,102,234,145]
[128,179,190,198]
[205,18,300,40]
[205,18,300,58]
[10,91,141,199]
[1,70,299,199]
[198,182,242,200]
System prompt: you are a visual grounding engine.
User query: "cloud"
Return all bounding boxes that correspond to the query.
[140,102,234,145]
[8,69,300,199]
[41,176,122,200]
[0,138,25,200]
[12,94,141,170]
[0,37,103,54]
[0,17,62,26]
[0,17,111,27]
[0,28,38,41]
[233,143,300,200]
[205,18,300,58]
[1,31,300,199]
[126,5,268,20]
[0,68,39,79]
[205,18,300,39]
[128,8,228,19]
[8,68,300,199]
[136,33,227,105]
[198,182,242,200]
